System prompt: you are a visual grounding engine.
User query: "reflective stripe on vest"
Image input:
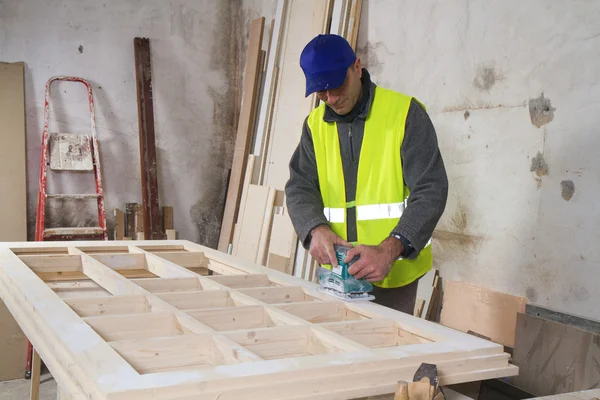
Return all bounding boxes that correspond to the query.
[309,86,433,288]
[323,201,407,223]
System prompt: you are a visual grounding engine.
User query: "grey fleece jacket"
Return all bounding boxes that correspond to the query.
[284,69,448,259]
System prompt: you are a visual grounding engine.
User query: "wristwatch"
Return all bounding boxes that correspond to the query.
[390,233,414,259]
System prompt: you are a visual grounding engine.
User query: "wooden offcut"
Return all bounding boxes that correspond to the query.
[440,280,527,348]
[0,240,517,399]
[133,37,164,240]
[217,18,265,252]
[114,209,125,240]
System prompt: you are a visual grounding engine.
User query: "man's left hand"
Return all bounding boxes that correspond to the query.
[346,237,404,282]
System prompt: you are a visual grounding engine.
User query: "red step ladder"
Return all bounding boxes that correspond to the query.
[27,76,108,379]
[34,76,108,241]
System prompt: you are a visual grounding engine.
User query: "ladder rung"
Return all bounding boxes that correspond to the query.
[43,227,105,237]
[46,194,101,199]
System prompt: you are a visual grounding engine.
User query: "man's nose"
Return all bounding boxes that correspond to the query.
[327,91,340,104]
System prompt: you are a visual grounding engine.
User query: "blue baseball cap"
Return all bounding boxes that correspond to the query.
[300,34,357,97]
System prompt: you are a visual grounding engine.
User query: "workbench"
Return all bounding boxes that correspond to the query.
[0,240,517,399]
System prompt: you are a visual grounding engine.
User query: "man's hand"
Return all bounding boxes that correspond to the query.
[346,237,404,282]
[309,225,353,268]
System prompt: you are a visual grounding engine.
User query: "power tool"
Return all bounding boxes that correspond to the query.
[316,245,375,302]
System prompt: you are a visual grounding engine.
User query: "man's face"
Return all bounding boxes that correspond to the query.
[316,59,362,115]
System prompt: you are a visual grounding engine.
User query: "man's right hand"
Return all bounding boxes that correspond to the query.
[309,225,353,268]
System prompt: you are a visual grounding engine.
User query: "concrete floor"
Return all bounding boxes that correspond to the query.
[0,373,57,400]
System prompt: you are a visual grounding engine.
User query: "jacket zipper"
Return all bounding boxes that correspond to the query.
[348,123,354,163]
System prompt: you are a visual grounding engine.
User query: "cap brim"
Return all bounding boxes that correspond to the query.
[304,68,348,97]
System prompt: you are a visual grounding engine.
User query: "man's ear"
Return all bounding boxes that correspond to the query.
[355,58,362,76]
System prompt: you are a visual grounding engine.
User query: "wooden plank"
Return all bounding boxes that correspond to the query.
[231,155,256,254]
[0,299,27,381]
[511,312,600,397]
[125,203,137,238]
[217,18,265,252]
[30,348,41,400]
[65,295,150,317]
[266,213,296,274]
[131,277,201,293]
[347,0,363,50]
[440,280,526,348]
[233,185,276,263]
[0,62,26,242]
[110,335,212,374]
[253,0,288,172]
[162,206,173,230]
[84,312,185,342]
[113,208,125,240]
[262,0,333,190]
[133,37,164,240]
[0,62,28,382]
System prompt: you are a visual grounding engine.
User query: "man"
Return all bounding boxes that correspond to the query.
[284,34,448,314]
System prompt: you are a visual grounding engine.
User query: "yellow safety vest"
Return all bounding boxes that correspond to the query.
[308,86,432,288]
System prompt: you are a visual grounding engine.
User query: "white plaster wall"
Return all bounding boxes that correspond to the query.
[0,0,242,247]
[242,0,600,319]
[355,0,600,319]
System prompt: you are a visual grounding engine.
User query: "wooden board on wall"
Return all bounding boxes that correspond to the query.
[511,312,600,397]
[262,0,333,190]
[0,62,27,241]
[0,61,27,381]
[218,18,265,252]
[440,280,527,348]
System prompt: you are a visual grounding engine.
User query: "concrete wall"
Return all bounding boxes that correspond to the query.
[241,0,600,319]
[0,0,243,247]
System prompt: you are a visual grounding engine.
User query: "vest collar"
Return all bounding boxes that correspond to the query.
[322,68,376,123]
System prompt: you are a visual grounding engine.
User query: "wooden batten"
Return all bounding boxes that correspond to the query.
[218,18,265,253]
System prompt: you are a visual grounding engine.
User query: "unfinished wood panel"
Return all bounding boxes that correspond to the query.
[274,300,368,323]
[0,299,27,381]
[322,320,433,348]
[511,312,600,397]
[266,213,296,274]
[84,312,186,342]
[131,277,201,293]
[0,240,518,399]
[440,280,527,348]
[66,295,150,317]
[0,62,26,242]
[188,305,279,332]
[262,0,333,190]
[0,62,27,381]
[110,335,213,374]
[238,286,318,304]
[49,280,112,299]
[157,290,239,311]
[206,274,275,289]
[233,184,276,263]
[218,18,265,252]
